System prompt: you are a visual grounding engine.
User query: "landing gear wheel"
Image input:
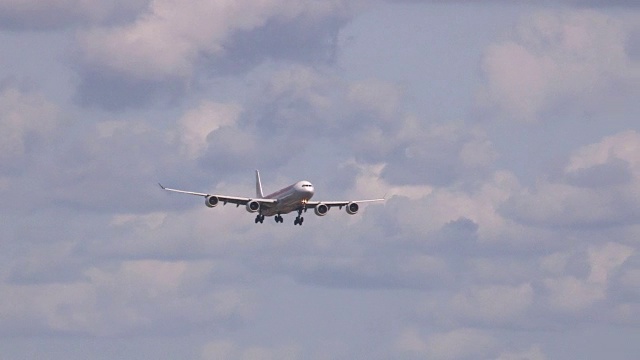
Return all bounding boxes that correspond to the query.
[275,215,283,223]
[255,214,264,224]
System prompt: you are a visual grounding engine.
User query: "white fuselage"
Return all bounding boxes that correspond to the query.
[261,181,314,216]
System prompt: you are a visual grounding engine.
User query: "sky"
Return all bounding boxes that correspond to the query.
[1,0,640,359]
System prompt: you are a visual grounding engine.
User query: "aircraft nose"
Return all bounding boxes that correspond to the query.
[302,185,314,196]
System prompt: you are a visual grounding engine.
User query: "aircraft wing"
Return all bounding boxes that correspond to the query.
[305,198,385,209]
[158,183,277,206]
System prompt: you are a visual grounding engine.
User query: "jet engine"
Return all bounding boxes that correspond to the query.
[346,202,359,215]
[314,203,329,216]
[245,200,261,213]
[205,195,219,208]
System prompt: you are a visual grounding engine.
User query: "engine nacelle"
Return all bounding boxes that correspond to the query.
[245,200,261,213]
[205,195,219,208]
[314,203,329,216]
[345,202,359,215]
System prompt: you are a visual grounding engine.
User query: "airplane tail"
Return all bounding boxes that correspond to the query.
[255,170,264,198]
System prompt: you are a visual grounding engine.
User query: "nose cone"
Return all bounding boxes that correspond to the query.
[298,181,315,198]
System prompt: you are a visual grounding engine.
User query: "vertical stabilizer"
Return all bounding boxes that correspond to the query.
[255,170,264,198]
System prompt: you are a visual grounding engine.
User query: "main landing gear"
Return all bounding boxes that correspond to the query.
[293,209,304,226]
[256,212,303,226]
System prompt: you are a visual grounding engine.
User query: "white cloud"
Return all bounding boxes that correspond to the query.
[479,10,640,122]
[347,161,434,200]
[79,0,354,80]
[619,268,640,296]
[0,88,60,162]
[201,340,300,360]
[504,131,640,227]
[587,242,634,284]
[3,1,640,359]
[258,65,336,128]
[424,328,495,359]
[459,136,497,169]
[397,327,499,359]
[347,79,403,120]
[566,130,640,173]
[451,283,534,323]
[0,260,254,335]
[543,276,605,312]
[378,122,499,187]
[543,242,633,313]
[201,340,237,360]
[496,345,547,360]
[387,170,518,240]
[110,212,167,229]
[0,0,149,29]
[540,252,570,275]
[177,101,242,159]
[396,327,429,355]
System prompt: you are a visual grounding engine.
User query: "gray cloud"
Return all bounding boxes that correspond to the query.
[478,10,640,123]
[502,131,640,228]
[388,0,640,6]
[2,2,640,359]
[73,0,355,110]
[0,0,149,30]
[74,67,189,110]
[564,158,633,188]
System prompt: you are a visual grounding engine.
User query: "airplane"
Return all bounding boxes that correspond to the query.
[159,170,384,225]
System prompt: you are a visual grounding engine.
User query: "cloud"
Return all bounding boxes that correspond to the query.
[387,0,640,7]
[378,123,498,186]
[0,106,205,216]
[0,0,149,30]
[73,1,357,109]
[587,242,634,284]
[201,340,299,360]
[190,66,499,189]
[503,131,640,228]
[176,101,242,159]
[2,1,640,359]
[77,0,354,79]
[397,327,495,360]
[543,276,606,312]
[0,260,254,336]
[0,87,60,164]
[478,10,640,122]
[542,242,633,313]
[451,283,534,323]
[370,170,518,242]
[278,252,449,290]
[496,345,547,360]
[347,79,403,120]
